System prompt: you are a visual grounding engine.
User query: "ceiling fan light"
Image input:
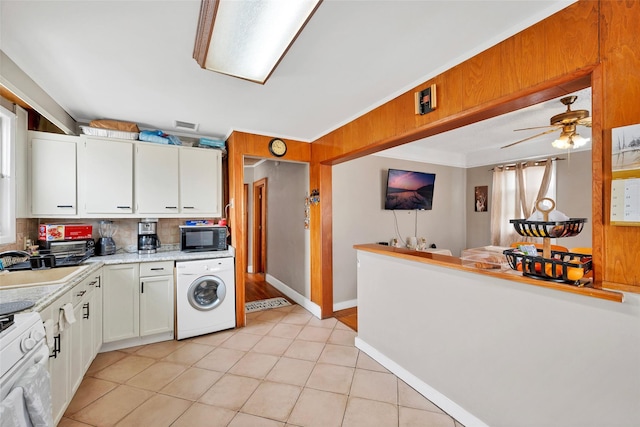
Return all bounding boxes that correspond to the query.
[552,134,572,149]
[571,133,589,148]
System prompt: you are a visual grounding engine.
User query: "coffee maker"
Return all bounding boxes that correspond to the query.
[138,219,160,254]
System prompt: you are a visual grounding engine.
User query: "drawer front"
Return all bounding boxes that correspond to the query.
[140,261,173,277]
[71,281,89,306]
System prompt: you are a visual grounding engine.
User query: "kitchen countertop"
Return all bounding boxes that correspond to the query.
[86,247,236,265]
[0,247,235,314]
[0,262,103,313]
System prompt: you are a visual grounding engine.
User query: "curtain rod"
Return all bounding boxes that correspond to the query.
[489,157,564,171]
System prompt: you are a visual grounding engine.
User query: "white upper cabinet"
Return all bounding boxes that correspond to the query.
[27,131,223,218]
[79,136,133,215]
[29,132,78,216]
[179,147,222,216]
[134,142,180,215]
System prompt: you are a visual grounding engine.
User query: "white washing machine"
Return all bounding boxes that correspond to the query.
[175,257,236,340]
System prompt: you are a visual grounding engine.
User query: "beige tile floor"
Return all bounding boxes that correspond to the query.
[59,304,464,427]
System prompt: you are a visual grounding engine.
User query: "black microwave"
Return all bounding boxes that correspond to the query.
[179,226,228,252]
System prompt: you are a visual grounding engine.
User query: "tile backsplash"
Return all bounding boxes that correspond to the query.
[0,217,217,254]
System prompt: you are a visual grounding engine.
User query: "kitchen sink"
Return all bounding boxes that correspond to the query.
[0,265,89,289]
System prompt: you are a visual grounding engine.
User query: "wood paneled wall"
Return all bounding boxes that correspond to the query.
[600,1,640,289]
[229,0,640,320]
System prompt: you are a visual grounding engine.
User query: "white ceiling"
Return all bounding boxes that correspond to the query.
[0,0,582,167]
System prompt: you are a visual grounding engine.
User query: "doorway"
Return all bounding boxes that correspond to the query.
[252,178,267,274]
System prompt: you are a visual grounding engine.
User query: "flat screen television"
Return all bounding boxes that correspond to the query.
[384,168,436,210]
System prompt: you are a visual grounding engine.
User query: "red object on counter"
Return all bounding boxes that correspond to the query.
[39,224,93,241]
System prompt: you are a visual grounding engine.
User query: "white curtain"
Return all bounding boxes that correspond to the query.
[491,159,555,246]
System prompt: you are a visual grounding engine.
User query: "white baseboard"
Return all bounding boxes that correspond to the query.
[265,273,321,319]
[100,331,175,353]
[247,265,254,273]
[333,299,357,312]
[355,337,489,427]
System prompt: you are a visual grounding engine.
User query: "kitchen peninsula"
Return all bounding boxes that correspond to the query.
[354,244,639,427]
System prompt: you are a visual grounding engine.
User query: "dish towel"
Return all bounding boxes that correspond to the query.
[0,387,31,427]
[42,319,54,352]
[14,356,53,427]
[58,303,76,332]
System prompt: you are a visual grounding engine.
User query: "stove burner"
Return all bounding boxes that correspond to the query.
[0,314,15,333]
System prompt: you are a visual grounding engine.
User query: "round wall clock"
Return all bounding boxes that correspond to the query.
[268,138,287,157]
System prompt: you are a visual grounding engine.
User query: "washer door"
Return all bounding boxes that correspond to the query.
[188,275,226,311]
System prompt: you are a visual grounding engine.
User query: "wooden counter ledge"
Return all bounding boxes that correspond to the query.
[353,243,624,303]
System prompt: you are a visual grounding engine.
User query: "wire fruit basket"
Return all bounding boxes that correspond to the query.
[503,248,592,284]
[509,218,586,239]
[506,198,591,285]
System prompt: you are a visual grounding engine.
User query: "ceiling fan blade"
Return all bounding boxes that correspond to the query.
[513,125,558,131]
[501,128,560,149]
[577,116,592,127]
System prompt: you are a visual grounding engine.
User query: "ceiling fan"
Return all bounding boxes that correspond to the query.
[501,95,592,149]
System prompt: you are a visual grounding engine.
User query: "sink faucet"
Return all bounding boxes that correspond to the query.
[0,250,32,270]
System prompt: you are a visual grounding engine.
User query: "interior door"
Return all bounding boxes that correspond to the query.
[244,184,249,269]
[253,178,267,273]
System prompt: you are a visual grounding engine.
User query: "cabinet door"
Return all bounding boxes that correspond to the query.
[139,275,174,337]
[69,302,84,394]
[81,137,133,214]
[81,291,95,373]
[50,325,71,424]
[179,147,221,216]
[103,264,139,342]
[30,136,77,216]
[91,274,103,355]
[135,142,179,214]
[41,293,69,426]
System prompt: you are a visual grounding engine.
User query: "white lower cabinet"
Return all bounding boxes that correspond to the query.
[41,269,103,425]
[139,262,174,336]
[103,261,174,348]
[41,290,72,425]
[102,263,140,342]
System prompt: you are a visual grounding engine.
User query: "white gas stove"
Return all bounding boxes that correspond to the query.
[0,311,46,399]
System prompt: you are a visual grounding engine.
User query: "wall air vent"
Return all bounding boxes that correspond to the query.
[174,120,199,132]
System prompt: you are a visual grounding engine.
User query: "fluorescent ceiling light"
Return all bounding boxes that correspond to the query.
[193,0,322,84]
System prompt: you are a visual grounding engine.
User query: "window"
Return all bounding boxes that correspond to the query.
[490,159,556,246]
[0,104,16,245]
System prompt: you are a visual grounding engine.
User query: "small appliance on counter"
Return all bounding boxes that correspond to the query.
[96,220,117,256]
[36,239,95,267]
[27,223,96,269]
[179,224,227,252]
[138,219,160,254]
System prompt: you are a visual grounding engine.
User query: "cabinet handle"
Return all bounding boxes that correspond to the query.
[165,206,177,209]
[141,282,144,294]
[76,290,86,297]
[88,280,97,287]
[116,206,131,209]
[56,205,73,208]
[49,334,61,358]
[150,267,164,271]
[183,206,195,209]
[95,276,101,288]
[83,302,90,320]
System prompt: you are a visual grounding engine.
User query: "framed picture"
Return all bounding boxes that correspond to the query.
[475,185,488,212]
